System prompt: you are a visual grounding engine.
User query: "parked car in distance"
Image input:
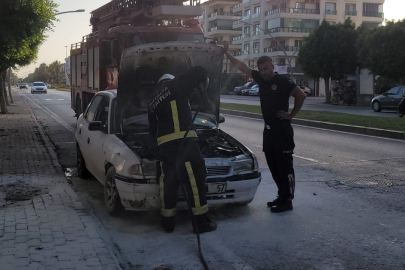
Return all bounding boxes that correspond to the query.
[372,86,405,112]
[249,85,259,96]
[31,82,47,94]
[234,81,256,95]
[241,88,251,96]
[298,85,312,96]
[19,83,29,89]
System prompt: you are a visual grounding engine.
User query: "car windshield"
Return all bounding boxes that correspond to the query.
[34,83,45,86]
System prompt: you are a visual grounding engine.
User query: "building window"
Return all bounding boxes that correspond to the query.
[295,2,305,9]
[278,58,286,65]
[363,3,383,17]
[295,40,303,47]
[254,6,261,14]
[280,3,287,8]
[272,5,278,10]
[345,4,356,16]
[244,9,251,16]
[325,3,337,15]
[253,24,260,35]
[243,44,250,54]
[253,42,260,53]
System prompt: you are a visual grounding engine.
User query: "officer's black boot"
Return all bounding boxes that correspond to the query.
[267,197,281,207]
[193,214,217,234]
[270,201,293,213]
[161,216,176,233]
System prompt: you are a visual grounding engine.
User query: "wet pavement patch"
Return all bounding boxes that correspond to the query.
[0,181,45,201]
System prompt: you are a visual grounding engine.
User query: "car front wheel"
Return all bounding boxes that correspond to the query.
[372,101,382,112]
[77,144,91,178]
[104,167,123,216]
[398,110,404,117]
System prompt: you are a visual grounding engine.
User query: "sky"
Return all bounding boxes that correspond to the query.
[16,0,405,78]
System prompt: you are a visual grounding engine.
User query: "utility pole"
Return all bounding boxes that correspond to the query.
[65,46,68,59]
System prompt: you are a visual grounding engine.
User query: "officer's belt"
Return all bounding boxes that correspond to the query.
[157,130,198,145]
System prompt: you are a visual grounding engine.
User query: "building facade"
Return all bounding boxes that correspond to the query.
[230,0,384,91]
[198,0,243,72]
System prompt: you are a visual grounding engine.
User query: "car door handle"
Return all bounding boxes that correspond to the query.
[87,137,90,144]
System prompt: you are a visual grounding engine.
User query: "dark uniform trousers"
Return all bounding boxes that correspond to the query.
[158,138,208,218]
[263,123,295,202]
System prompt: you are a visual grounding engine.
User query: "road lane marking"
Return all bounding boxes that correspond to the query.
[293,154,325,164]
[23,94,76,133]
[45,99,51,100]
[223,114,405,143]
[58,99,64,100]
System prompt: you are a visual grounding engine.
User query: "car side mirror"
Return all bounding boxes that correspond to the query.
[88,121,103,131]
[219,114,225,124]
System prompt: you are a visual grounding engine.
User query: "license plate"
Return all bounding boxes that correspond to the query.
[206,183,227,194]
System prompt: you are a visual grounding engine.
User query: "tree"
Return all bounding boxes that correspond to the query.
[298,19,359,103]
[0,0,57,113]
[357,19,405,90]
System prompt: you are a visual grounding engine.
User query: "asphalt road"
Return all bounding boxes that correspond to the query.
[221,95,398,118]
[20,88,405,270]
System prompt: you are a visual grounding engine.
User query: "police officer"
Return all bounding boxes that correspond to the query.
[222,41,306,213]
[148,66,217,232]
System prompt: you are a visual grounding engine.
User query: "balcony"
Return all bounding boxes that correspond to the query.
[208,11,237,18]
[233,19,242,25]
[363,12,384,18]
[232,35,243,44]
[265,27,315,36]
[251,31,260,39]
[242,33,251,38]
[345,10,357,16]
[243,15,251,21]
[197,15,204,20]
[242,0,250,3]
[265,8,320,17]
[232,50,242,56]
[252,48,260,54]
[325,10,337,15]
[242,50,250,55]
[208,27,240,36]
[263,46,300,53]
[251,12,260,21]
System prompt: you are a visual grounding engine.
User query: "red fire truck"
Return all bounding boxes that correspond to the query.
[70,0,204,116]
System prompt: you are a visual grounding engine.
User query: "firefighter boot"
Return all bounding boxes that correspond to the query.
[267,197,282,207]
[193,214,217,234]
[161,216,176,233]
[270,201,293,213]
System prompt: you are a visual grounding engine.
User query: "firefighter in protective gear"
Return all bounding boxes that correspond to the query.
[148,66,217,233]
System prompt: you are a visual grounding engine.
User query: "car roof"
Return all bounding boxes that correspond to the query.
[34,81,45,84]
[96,90,117,98]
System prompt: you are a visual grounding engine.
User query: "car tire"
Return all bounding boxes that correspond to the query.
[372,101,382,112]
[398,110,404,117]
[104,167,124,216]
[77,144,91,179]
[234,199,254,206]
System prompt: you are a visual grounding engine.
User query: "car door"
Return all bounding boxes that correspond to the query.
[382,87,399,108]
[86,96,111,182]
[394,87,405,107]
[78,95,104,176]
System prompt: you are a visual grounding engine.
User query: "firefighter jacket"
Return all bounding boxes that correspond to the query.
[148,66,208,146]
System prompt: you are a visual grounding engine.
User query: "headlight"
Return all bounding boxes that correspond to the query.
[128,164,142,175]
[233,159,253,173]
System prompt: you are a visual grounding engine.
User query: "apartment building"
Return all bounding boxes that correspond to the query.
[198,0,242,72]
[231,0,384,90]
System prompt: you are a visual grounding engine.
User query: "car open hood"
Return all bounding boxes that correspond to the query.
[116,42,224,126]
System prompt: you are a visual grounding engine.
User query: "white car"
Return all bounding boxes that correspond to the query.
[75,42,261,215]
[31,82,47,94]
[249,85,259,96]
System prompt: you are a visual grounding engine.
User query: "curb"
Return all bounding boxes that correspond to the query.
[220,109,405,141]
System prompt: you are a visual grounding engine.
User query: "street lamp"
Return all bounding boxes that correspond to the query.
[242,21,298,81]
[55,9,85,16]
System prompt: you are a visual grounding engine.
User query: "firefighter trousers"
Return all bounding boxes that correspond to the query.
[158,139,208,218]
[263,124,295,202]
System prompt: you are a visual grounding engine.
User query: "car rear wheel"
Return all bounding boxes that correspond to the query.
[104,167,123,216]
[398,110,404,117]
[372,101,382,112]
[77,144,91,179]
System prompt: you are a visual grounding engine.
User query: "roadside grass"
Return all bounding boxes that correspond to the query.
[221,103,405,132]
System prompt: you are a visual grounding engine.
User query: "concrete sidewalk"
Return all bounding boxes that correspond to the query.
[0,91,120,269]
